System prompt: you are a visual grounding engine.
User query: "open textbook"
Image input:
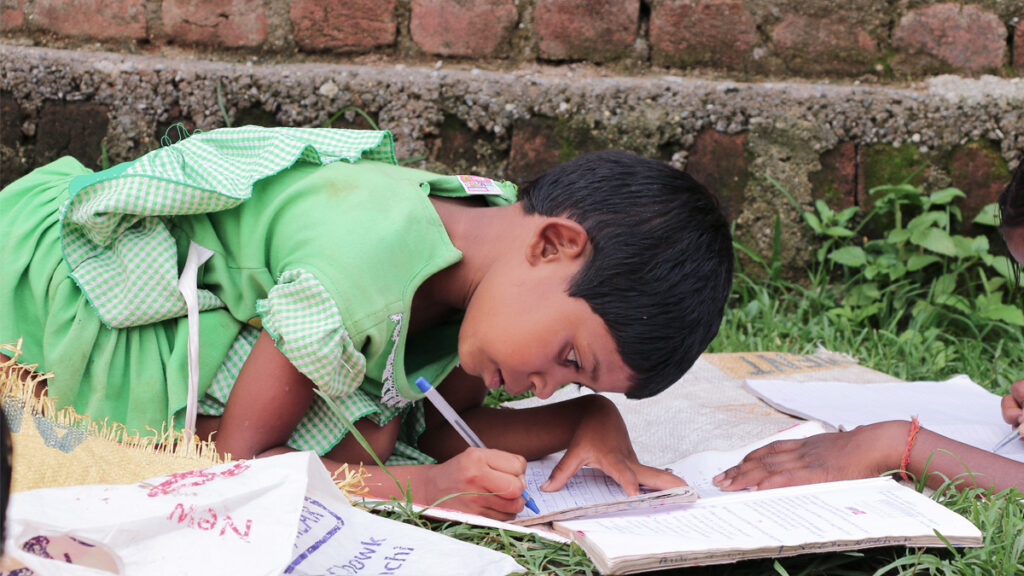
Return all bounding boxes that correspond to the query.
[552,476,982,574]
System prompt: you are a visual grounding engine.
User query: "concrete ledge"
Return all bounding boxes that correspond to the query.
[2,44,1022,263]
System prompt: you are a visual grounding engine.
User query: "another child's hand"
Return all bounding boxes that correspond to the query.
[425,447,529,520]
[540,395,685,496]
[1001,378,1024,431]
[712,421,906,491]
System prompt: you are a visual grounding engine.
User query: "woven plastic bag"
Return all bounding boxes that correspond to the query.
[4,451,524,575]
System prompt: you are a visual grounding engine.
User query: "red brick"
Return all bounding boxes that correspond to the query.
[809,141,858,210]
[893,3,1005,74]
[948,141,1011,228]
[291,0,396,52]
[509,119,563,183]
[534,0,639,61]
[411,0,518,57]
[1,0,24,31]
[686,130,748,220]
[1015,21,1024,71]
[32,0,146,39]
[772,15,879,76]
[162,0,267,48]
[650,1,756,70]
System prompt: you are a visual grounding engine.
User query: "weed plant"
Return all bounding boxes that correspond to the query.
[716,176,1024,394]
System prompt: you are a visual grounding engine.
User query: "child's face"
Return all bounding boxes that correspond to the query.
[457,241,634,400]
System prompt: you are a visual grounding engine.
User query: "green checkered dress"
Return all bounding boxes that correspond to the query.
[1,126,516,463]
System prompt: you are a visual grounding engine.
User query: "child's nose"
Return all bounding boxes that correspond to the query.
[529,374,555,399]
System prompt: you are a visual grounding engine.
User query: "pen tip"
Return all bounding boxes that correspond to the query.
[524,495,540,514]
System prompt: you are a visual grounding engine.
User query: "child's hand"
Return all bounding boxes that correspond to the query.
[712,421,906,491]
[1001,378,1024,430]
[424,447,529,520]
[540,395,685,495]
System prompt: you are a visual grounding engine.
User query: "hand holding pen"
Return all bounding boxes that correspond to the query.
[995,379,1024,454]
[416,377,541,514]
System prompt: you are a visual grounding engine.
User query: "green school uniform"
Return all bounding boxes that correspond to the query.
[0,126,516,463]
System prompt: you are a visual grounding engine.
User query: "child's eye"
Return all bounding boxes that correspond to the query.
[566,347,581,370]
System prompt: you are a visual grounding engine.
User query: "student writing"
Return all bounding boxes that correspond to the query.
[0,126,735,520]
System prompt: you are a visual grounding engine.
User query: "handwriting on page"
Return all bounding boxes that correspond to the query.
[517,455,626,520]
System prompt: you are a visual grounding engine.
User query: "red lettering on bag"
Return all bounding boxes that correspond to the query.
[221,516,253,540]
[147,461,251,497]
[167,502,253,542]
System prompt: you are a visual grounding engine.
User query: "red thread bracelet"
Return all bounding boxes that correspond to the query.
[899,416,921,482]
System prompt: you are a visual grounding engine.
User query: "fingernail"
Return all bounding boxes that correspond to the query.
[747,485,758,492]
[713,472,724,482]
[716,477,731,488]
[540,481,552,491]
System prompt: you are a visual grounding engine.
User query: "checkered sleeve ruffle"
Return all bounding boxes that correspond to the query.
[60,126,396,328]
[256,268,367,400]
[199,323,426,457]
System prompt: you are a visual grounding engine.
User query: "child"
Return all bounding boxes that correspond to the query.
[715,160,1024,494]
[0,126,734,519]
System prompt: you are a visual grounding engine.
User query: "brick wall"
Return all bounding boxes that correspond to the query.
[3,0,1022,78]
[2,3,1022,269]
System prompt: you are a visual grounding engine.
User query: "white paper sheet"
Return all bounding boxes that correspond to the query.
[745,375,1024,463]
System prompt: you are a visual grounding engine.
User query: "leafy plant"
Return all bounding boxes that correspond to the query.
[836,183,1016,328]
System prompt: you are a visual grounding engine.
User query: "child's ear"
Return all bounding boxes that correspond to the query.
[527,218,589,264]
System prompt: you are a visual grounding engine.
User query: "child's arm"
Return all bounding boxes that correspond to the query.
[261,445,529,519]
[712,421,1024,493]
[213,332,531,519]
[417,369,684,496]
[213,329,317,459]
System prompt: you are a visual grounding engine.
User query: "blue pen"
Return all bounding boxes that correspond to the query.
[993,426,1020,453]
[415,377,541,514]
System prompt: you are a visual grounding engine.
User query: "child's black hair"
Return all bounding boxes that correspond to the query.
[518,150,734,399]
[999,160,1024,228]
[998,160,1024,283]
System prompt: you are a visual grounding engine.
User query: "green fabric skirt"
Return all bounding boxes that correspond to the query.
[0,157,239,435]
